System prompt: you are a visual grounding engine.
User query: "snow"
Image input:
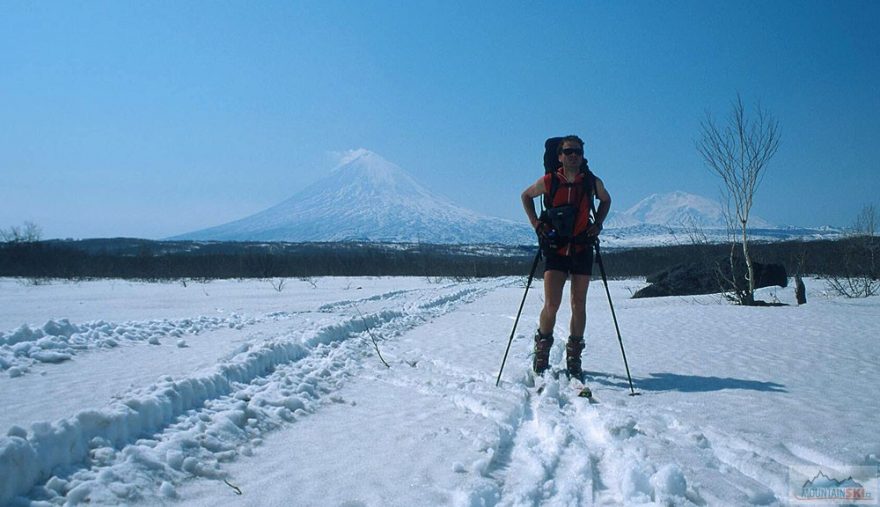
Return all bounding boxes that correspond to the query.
[601,191,841,247]
[165,144,843,248]
[174,150,535,245]
[1,276,878,506]
[173,151,841,247]
[606,191,772,229]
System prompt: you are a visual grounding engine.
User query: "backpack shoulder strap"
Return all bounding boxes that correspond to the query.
[542,137,563,212]
[542,172,560,211]
[581,165,598,217]
[582,167,596,197]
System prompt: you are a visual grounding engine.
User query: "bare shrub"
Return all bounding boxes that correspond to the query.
[826,205,878,298]
[270,278,286,292]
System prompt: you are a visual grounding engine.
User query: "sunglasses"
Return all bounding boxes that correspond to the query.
[561,148,583,156]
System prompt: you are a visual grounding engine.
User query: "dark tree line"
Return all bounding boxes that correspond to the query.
[0,240,533,280]
[599,237,877,280]
[0,237,875,282]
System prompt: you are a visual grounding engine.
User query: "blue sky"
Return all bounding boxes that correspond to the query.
[1,0,878,239]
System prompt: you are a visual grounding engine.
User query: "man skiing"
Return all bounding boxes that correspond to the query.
[520,135,611,378]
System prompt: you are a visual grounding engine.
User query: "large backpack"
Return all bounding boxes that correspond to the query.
[541,137,598,238]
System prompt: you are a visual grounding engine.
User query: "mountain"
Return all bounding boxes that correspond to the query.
[606,191,774,229]
[174,149,534,244]
[599,191,845,247]
[174,154,840,247]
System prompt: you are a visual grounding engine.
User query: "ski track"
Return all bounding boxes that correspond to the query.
[1,278,865,506]
[333,288,819,507]
[481,381,856,507]
[482,376,800,507]
[0,281,500,505]
[0,314,257,378]
[0,280,455,379]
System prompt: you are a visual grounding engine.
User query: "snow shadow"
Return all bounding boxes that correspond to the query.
[585,371,787,393]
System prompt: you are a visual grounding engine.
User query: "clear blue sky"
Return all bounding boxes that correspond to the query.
[2,0,878,239]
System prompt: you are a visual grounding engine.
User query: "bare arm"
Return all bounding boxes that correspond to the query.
[587,177,612,236]
[521,177,547,229]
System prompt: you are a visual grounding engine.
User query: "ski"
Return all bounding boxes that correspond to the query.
[533,371,549,394]
[532,369,596,402]
[567,371,596,402]
[577,385,594,400]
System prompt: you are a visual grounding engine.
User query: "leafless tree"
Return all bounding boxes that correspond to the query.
[853,204,877,237]
[826,204,878,298]
[697,94,780,305]
[0,221,42,243]
[270,278,286,292]
[298,276,318,289]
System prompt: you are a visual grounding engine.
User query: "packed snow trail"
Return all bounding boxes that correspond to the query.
[1,277,878,505]
[0,279,500,504]
[0,278,437,429]
[178,278,879,506]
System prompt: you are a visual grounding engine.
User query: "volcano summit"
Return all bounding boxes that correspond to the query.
[174,149,534,244]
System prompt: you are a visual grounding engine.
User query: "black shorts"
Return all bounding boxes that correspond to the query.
[544,247,594,276]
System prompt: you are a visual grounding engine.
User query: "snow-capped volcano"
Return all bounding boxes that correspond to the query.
[174,149,534,244]
[606,191,774,229]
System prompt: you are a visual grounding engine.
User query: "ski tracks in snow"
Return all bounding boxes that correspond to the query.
[0,281,497,505]
[482,377,700,507]
[2,279,855,506]
[485,374,842,506]
[0,314,258,377]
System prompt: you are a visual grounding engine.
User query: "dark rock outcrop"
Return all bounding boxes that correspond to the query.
[634,258,787,298]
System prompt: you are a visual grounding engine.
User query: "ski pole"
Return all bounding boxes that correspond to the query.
[495,247,542,387]
[593,239,639,396]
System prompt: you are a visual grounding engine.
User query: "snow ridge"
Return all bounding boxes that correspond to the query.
[0,315,254,378]
[0,281,499,504]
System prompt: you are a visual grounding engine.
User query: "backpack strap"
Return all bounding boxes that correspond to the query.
[582,165,597,211]
[545,168,595,211]
[542,172,561,212]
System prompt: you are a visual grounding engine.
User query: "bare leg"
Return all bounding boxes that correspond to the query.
[569,274,591,337]
[539,270,567,336]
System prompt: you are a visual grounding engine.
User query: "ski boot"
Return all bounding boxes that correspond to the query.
[566,336,585,380]
[532,331,554,376]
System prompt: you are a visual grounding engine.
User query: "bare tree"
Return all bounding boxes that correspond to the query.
[853,203,877,237]
[697,94,780,305]
[826,204,878,298]
[0,221,42,243]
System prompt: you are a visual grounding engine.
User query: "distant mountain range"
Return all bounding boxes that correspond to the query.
[173,150,842,247]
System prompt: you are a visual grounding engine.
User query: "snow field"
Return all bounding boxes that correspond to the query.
[1,276,878,505]
[173,278,850,506]
[0,314,254,377]
[0,278,497,504]
[0,277,430,429]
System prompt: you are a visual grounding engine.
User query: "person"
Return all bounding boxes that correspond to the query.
[520,135,611,378]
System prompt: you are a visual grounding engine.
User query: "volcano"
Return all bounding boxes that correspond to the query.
[174,149,534,244]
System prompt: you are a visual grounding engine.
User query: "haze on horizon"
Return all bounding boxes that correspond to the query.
[1,1,877,240]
